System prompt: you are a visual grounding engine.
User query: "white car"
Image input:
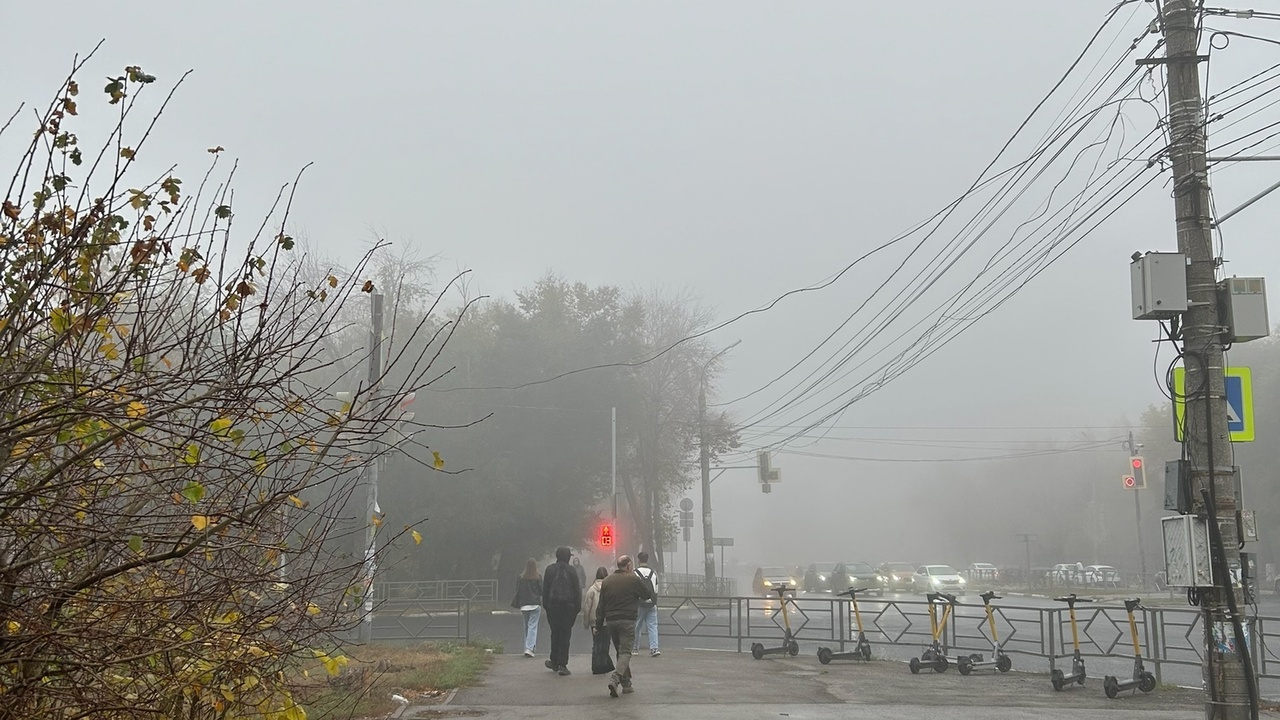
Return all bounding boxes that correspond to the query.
[1084,565,1122,588]
[912,565,967,595]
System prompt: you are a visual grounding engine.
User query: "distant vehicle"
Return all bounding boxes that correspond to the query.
[879,562,916,592]
[753,566,799,596]
[1047,563,1083,585]
[911,565,967,595]
[1083,565,1122,588]
[832,561,886,596]
[804,562,841,593]
[963,563,999,583]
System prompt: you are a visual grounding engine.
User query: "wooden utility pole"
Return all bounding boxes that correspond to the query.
[1161,3,1253,717]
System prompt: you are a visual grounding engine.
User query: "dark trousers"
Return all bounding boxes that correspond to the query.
[546,606,577,668]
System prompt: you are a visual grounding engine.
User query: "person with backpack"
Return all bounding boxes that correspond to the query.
[541,546,582,676]
[633,551,660,657]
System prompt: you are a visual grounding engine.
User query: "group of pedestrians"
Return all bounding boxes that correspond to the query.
[512,547,660,697]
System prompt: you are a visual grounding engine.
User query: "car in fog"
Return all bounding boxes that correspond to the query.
[753,566,799,596]
[1047,563,1084,585]
[962,562,999,583]
[804,562,841,593]
[878,562,916,591]
[911,564,967,595]
[831,561,886,596]
[1083,565,1122,588]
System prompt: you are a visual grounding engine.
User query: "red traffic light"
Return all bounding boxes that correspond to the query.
[1131,458,1143,470]
[598,524,614,548]
[1124,475,1136,488]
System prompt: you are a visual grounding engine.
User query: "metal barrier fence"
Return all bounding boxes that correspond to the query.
[376,579,497,604]
[655,594,1280,693]
[662,572,737,597]
[367,598,472,643]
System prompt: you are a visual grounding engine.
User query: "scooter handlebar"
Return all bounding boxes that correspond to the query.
[1124,598,1142,613]
[1052,594,1094,604]
[980,590,1002,602]
[836,587,874,597]
[927,591,958,604]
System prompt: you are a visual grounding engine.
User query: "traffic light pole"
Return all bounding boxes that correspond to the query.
[611,406,618,565]
[1160,3,1255,716]
[1133,488,1147,584]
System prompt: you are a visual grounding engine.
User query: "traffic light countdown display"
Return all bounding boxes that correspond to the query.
[598,523,613,549]
[1124,456,1146,490]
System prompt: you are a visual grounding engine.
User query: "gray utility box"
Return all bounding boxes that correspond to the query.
[1162,515,1214,587]
[1218,277,1270,343]
[1131,252,1188,320]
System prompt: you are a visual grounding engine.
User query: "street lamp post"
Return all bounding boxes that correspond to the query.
[700,340,740,586]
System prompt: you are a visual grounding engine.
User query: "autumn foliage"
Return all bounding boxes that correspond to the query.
[0,59,451,719]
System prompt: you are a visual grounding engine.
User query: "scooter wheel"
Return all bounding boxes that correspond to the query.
[1104,675,1119,699]
[859,643,872,661]
[1139,672,1157,693]
[817,647,832,665]
[788,640,800,657]
[909,657,921,674]
[957,657,972,676]
[1051,670,1065,691]
[996,655,1012,673]
[934,655,949,673]
[751,643,764,660]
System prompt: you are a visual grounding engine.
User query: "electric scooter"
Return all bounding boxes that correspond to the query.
[1050,594,1092,691]
[817,587,874,664]
[909,592,958,674]
[751,585,800,659]
[958,591,1012,675]
[1103,598,1157,698]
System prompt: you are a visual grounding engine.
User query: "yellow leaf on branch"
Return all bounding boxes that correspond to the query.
[191,515,210,531]
[432,451,445,470]
[126,400,147,418]
[411,529,423,546]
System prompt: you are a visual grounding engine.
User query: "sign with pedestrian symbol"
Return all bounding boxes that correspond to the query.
[1171,366,1254,442]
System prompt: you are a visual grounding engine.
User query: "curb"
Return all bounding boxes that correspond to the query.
[392,688,458,719]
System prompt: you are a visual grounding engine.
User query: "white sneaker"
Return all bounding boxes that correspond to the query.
[523,650,534,658]
[650,650,660,657]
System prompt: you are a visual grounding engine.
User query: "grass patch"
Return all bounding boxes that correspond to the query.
[292,642,494,720]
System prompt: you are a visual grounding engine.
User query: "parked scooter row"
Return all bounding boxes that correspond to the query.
[754,586,1158,702]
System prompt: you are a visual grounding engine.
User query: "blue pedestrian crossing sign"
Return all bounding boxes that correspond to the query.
[1172,366,1255,442]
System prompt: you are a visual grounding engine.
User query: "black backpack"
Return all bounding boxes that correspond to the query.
[549,565,576,605]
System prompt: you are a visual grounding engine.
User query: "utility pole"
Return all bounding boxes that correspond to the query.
[1161,3,1253,716]
[611,407,618,565]
[699,340,740,586]
[1016,534,1036,589]
[360,293,385,643]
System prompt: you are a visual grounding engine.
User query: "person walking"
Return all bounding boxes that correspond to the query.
[633,551,660,657]
[572,556,587,589]
[511,558,543,658]
[595,554,654,697]
[541,546,582,676]
[583,566,614,675]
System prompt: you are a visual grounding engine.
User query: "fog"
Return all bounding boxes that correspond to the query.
[7,2,1280,583]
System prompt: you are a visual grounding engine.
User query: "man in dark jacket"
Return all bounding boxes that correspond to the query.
[541,546,582,675]
[595,554,654,697]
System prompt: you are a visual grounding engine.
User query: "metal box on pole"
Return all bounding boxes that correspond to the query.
[1130,252,1188,320]
[1218,277,1270,343]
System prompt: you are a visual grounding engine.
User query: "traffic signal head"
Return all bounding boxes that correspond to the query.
[598,523,614,548]
[1128,456,1146,490]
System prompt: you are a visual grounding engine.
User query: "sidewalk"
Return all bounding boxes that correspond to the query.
[402,647,1227,720]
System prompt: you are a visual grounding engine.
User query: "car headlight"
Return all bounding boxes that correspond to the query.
[958,578,967,585]
[930,578,942,586]
[876,575,884,582]
[763,579,772,586]
[818,575,827,581]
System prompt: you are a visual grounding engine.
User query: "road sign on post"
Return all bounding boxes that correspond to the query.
[1172,366,1255,442]
[599,524,614,549]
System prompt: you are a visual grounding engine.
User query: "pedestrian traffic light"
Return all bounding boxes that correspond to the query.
[1128,456,1146,490]
[598,523,613,548]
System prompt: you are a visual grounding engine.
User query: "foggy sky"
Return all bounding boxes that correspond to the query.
[5,2,1278,573]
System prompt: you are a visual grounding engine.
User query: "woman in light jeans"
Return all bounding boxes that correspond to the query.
[512,558,543,657]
